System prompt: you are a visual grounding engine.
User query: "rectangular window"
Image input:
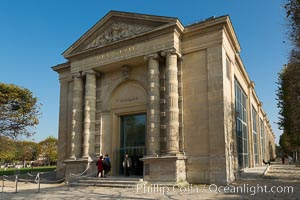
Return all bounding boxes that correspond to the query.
[235,79,249,168]
[260,118,265,160]
[252,106,258,165]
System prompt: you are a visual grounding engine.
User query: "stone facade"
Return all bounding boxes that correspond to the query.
[52,11,276,184]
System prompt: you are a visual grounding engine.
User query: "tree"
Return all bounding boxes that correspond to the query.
[279,132,294,155]
[38,136,57,165]
[0,137,39,165]
[0,83,41,139]
[14,140,38,165]
[277,0,300,158]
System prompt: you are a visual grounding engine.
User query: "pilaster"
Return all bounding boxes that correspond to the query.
[247,81,255,167]
[178,57,184,153]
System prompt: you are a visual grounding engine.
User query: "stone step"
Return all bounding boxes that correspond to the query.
[78,179,140,185]
[69,176,143,187]
[70,182,135,188]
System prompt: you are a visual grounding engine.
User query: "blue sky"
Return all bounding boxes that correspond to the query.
[0,0,288,143]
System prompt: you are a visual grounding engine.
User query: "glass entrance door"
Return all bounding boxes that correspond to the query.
[119,113,146,176]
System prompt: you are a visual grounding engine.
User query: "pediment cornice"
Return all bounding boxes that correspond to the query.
[62,11,182,59]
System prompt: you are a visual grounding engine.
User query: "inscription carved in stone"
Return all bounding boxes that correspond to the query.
[111,83,147,108]
[116,96,139,103]
[86,22,152,49]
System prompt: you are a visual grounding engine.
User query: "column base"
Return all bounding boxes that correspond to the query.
[68,155,76,160]
[140,155,187,184]
[63,158,97,181]
[81,155,94,162]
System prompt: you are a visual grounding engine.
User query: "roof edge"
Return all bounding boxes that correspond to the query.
[51,62,70,72]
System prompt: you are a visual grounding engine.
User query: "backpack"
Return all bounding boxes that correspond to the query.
[103,158,111,171]
[102,159,108,169]
[107,160,111,170]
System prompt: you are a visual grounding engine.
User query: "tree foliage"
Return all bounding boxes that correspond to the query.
[279,132,294,154]
[0,83,41,139]
[277,0,300,153]
[285,0,300,53]
[38,136,58,165]
[0,136,16,162]
[0,136,57,164]
[14,140,38,162]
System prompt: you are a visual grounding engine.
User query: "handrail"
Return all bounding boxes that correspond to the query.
[1,171,65,193]
[70,163,91,177]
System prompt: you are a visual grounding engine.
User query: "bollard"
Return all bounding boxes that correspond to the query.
[37,173,40,193]
[25,173,29,184]
[15,175,18,193]
[68,172,72,190]
[1,176,4,193]
[65,181,70,191]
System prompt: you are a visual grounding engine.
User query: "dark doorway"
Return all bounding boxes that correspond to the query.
[119,113,146,176]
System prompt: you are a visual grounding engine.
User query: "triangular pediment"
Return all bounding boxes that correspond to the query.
[63,11,181,58]
[85,22,153,49]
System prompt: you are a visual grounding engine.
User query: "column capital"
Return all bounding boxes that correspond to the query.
[72,72,82,79]
[161,48,181,58]
[82,69,101,77]
[144,53,159,61]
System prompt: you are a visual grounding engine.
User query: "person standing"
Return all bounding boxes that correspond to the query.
[122,154,132,176]
[103,154,111,177]
[96,156,104,178]
[288,155,293,165]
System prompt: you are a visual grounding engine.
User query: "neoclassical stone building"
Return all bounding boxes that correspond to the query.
[52,11,276,184]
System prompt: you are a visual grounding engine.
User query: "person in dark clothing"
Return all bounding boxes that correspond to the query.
[96,156,104,178]
[122,154,132,176]
[103,154,111,177]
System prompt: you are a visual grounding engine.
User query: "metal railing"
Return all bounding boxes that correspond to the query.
[1,170,65,193]
[0,164,100,193]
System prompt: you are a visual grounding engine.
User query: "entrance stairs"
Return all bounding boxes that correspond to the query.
[69,176,144,188]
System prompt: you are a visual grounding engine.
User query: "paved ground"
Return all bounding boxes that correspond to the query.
[1,163,299,200]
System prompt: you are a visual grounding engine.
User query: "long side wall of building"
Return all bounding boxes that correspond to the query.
[222,28,276,173]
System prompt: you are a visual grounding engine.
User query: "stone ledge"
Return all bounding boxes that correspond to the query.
[140,154,187,161]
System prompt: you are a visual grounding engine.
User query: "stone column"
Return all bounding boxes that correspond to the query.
[162,49,180,155]
[95,76,102,157]
[70,72,83,160]
[82,70,97,160]
[145,53,160,156]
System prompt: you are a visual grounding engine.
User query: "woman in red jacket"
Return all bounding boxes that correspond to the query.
[96,156,104,177]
